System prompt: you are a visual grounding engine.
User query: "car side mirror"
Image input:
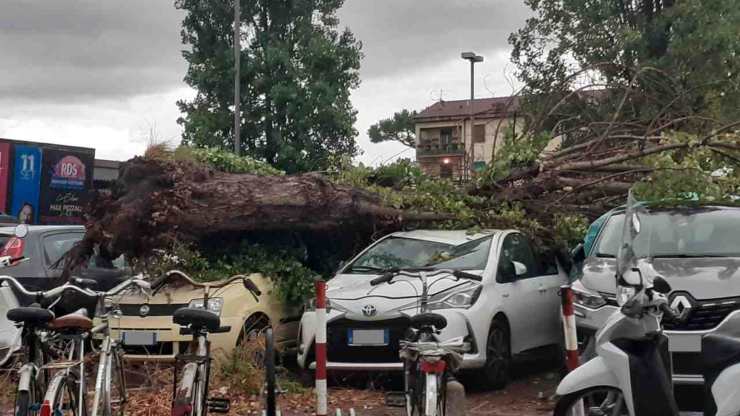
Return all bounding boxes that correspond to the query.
[513,261,528,277]
[571,243,585,264]
[14,224,28,239]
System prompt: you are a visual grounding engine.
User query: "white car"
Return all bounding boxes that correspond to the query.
[296,229,567,388]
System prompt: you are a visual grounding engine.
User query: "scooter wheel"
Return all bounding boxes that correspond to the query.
[554,386,628,416]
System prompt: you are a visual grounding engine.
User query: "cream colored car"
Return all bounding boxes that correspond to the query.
[106,272,300,361]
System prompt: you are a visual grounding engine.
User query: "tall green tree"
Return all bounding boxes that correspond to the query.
[175,0,362,173]
[509,0,740,122]
[367,109,417,147]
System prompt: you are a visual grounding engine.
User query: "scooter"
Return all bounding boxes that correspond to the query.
[554,198,740,416]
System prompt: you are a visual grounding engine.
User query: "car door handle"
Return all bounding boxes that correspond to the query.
[502,293,510,298]
[538,286,547,293]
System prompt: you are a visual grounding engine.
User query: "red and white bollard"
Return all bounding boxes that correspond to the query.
[315,279,328,416]
[560,285,580,372]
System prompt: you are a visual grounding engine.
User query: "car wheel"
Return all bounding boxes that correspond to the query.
[238,313,271,344]
[478,318,510,390]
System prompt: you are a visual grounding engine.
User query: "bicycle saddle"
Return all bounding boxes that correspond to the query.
[49,308,93,332]
[173,307,221,332]
[7,305,55,326]
[410,313,447,330]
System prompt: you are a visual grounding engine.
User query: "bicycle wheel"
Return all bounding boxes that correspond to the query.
[42,371,84,416]
[91,346,127,416]
[15,365,42,416]
[264,328,276,416]
[173,362,205,416]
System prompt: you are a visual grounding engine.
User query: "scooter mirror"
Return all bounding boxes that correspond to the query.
[653,276,672,294]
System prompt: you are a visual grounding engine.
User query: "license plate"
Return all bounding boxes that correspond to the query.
[122,331,157,346]
[348,329,389,346]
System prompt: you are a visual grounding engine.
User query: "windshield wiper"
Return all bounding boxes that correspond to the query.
[345,265,386,273]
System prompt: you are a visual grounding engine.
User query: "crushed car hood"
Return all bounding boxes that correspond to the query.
[582,257,740,300]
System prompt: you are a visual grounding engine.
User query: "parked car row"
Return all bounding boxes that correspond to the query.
[2,202,739,397]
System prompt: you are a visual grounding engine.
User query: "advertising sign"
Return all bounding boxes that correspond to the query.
[39,148,94,225]
[0,143,11,212]
[10,145,42,224]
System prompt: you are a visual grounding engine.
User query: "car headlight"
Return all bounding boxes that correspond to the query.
[572,281,607,309]
[616,285,636,307]
[428,285,482,310]
[189,297,224,316]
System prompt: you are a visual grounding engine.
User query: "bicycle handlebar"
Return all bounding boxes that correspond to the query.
[153,270,261,300]
[0,275,96,301]
[370,268,482,286]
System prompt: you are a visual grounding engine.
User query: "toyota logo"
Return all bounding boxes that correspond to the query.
[669,294,693,322]
[139,304,150,317]
[362,304,377,317]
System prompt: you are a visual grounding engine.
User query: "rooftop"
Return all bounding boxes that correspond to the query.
[415,96,520,122]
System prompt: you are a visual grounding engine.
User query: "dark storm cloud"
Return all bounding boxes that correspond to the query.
[338,0,531,79]
[0,1,186,102]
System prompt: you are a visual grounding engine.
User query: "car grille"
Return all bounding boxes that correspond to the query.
[122,341,174,356]
[327,317,410,364]
[663,295,740,331]
[118,303,189,317]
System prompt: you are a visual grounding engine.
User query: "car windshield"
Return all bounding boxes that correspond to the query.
[426,235,492,270]
[345,237,453,273]
[595,207,740,258]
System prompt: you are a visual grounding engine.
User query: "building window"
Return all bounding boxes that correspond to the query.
[473,124,486,143]
[440,128,453,146]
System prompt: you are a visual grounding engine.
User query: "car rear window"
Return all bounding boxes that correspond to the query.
[43,233,84,266]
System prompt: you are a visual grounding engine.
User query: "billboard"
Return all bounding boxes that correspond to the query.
[39,148,95,225]
[10,145,43,224]
[0,143,10,212]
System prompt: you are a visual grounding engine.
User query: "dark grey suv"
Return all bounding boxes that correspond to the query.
[573,204,740,388]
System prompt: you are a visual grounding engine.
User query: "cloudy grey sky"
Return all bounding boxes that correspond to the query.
[0,0,531,164]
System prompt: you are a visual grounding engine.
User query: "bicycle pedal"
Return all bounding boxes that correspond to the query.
[207,397,231,413]
[384,391,406,407]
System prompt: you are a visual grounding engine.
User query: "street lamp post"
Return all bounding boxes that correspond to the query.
[461,52,483,179]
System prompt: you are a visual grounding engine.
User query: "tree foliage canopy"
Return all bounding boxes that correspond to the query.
[510,0,740,122]
[175,0,362,173]
[367,109,418,147]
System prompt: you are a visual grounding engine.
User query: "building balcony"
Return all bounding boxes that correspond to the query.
[416,143,465,157]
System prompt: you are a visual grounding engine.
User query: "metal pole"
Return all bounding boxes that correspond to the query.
[315,279,328,416]
[468,60,475,181]
[560,285,580,372]
[233,0,241,155]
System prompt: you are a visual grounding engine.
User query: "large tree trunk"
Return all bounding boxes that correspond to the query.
[63,156,432,275]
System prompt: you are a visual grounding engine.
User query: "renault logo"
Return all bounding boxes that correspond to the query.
[362,304,377,317]
[139,304,150,317]
[670,294,693,321]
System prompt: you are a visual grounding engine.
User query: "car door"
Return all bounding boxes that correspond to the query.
[494,232,550,352]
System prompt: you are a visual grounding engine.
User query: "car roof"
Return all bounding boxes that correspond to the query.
[388,229,503,245]
[0,225,85,235]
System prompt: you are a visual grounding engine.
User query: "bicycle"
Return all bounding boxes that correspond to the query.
[370,268,481,416]
[1,274,98,416]
[159,270,261,416]
[89,276,152,416]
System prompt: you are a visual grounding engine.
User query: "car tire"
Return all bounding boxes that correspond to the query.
[477,318,510,390]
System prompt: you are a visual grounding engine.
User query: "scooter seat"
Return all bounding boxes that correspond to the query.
[173,307,221,332]
[410,313,447,330]
[7,306,55,325]
[49,308,93,332]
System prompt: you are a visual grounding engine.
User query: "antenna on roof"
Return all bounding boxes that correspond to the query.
[428,89,446,103]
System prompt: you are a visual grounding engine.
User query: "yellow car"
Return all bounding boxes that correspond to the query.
[104,272,300,361]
